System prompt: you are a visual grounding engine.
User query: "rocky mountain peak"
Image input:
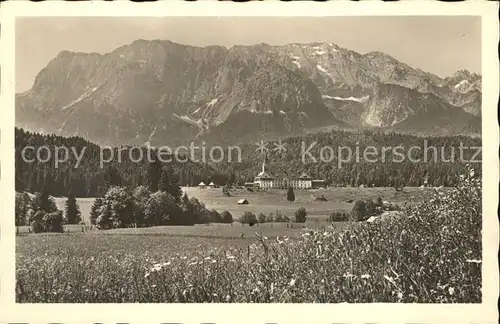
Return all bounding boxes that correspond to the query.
[16,39,482,145]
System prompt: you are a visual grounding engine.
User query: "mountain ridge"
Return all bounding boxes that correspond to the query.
[16,39,482,146]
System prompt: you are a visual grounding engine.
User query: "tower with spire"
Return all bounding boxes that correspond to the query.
[254,154,273,188]
[250,152,325,190]
[261,154,267,174]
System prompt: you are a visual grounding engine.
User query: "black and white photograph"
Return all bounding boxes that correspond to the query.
[1,1,499,323]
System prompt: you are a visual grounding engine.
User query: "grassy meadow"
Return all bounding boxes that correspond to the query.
[181,186,431,218]
[49,186,431,225]
[16,181,481,303]
[17,186,433,235]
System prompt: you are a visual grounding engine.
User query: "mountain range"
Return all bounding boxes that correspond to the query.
[16,39,482,146]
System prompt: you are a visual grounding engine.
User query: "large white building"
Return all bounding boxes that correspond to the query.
[251,160,325,189]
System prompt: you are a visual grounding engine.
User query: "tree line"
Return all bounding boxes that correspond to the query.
[15,172,235,232]
[15,127,481,197]
[15,188,82,232]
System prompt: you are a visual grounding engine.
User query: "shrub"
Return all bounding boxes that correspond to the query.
[31,190,58,214]
[221,211,233,224]
[328,211,348,222]
[65,192,81,225]
[209,209,222,223]
[351,200,366,221]
[29,210,45,232]
[132,185,153,226]
[43,211,65,233]
[158,168,183,202]
[28,203,65,233]
[274,210,286,222]
[89,197,103,226]
[265,213,274,223]
[295,207,307,223]
[188,197,210,224]
[286,186,295,203]
[145,191,176,226]
[364,199,376,216]
[15,192,31,226]
[96,204,113,230]
[179,193,196,225]
[31,220,46,233]
[257,212,266,224]
[100,186,135,228]
[132,185,151,201]
[239,212,257,225]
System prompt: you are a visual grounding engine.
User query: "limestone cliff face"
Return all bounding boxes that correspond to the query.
[361,83,480,136]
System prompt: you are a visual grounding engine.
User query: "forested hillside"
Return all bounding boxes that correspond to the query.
[15,127,481,197]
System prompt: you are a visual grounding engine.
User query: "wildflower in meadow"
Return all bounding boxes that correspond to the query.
[466,259,481,263]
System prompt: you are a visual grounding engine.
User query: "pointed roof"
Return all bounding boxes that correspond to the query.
[208,182,215,186]
[199,182,206,186]
[256,172,273,180]
[299,172,311,180]
[256,154,273,179]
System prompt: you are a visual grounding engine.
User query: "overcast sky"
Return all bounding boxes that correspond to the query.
[16,16,481,92]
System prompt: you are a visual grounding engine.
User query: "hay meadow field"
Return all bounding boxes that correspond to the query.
[16,183,482,304]
[63,186,433,225]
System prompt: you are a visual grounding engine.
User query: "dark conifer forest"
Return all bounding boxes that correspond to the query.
[15,127,481,197]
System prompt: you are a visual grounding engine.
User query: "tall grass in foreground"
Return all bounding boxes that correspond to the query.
[16,167,481,303]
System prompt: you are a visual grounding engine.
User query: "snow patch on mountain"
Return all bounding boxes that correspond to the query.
[334,95,369,103]
[391,116,408,126]
[207,98,219,107]
[454,80,469,89]
[316,65,328,73]
[248,109,274,115]
[192,97,218,115]
[322,95,369,103]
[173,113,201,128]
[364,116,383,127]
[290,55,301,68]
[327,43,339,51]
[144,126,159,147]
[60,86,100,111]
